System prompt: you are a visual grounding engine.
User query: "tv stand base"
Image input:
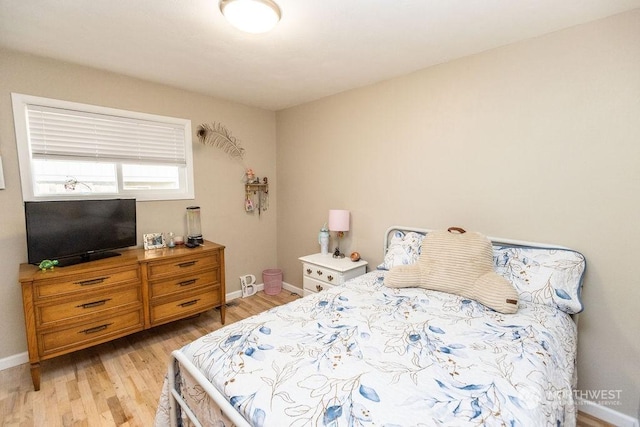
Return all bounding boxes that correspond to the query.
[54,251,121,267]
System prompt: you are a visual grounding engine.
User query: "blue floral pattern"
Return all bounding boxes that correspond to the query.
[156,271,578,426]
[377,231,586,315]
[377,231,425,270]
[493,245,586,314]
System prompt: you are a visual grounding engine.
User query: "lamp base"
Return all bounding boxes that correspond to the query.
[332,247,345,258]
[187,236,204,246]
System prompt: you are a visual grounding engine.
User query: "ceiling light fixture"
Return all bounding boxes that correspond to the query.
[219,0,281,34]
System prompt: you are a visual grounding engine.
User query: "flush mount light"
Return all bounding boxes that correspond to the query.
[219,0,281,34]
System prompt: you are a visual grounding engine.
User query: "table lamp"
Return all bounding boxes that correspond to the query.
[328,209,350,258]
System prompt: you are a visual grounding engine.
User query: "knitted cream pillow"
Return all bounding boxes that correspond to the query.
[385,228,519,314]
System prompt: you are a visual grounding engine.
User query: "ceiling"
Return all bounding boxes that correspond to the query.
[1,0,639,111]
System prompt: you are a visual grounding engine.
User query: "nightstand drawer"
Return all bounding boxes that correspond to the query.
[303,276,336,294]
[302,263,344,286]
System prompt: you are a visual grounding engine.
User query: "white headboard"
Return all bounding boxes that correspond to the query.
[382,225,582,322]
[383,225,569,256]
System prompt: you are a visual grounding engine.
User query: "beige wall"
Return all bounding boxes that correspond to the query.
[1,8,639,419]
[0,49,277,360]
[277,10,640,417]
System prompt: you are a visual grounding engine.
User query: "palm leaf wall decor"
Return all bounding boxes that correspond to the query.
[196,122,245,160]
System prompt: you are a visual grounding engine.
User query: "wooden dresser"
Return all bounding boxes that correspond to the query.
[18,240,225,391]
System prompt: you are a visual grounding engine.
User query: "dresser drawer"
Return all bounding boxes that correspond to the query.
[36,285,142,327]
[150,288,220,325]
[147,252,219,279]
[149,268,219,299]
[35,265,140,299]
[39,308,144,357]
[302,263,344,286]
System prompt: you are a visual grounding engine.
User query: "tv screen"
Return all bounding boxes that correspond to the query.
[25,199,137,266]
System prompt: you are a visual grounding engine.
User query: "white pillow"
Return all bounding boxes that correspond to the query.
[377,231,425,270]
[493,245,585,314]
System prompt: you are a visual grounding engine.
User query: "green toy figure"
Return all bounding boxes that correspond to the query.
[38,259,59,271]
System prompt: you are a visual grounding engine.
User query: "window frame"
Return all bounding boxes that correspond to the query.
[11,93,195,202]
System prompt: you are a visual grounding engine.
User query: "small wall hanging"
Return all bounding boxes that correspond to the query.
[196,122,245,160]
[197,121,270,216]
[245,176,268,217]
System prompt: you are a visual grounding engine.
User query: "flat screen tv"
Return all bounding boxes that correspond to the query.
[24,198,137,267]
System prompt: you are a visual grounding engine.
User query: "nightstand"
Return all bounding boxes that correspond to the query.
[299,253,368,296]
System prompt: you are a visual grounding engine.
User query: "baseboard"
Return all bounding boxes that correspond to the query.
[279,281,303,296]
[577,397,639,427]
[0,283,304,373]
[229,281,303,301]
[0,351,28,371]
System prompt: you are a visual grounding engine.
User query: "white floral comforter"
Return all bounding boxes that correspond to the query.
[155,271,577,427]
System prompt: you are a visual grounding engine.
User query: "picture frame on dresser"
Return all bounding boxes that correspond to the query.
[144,232,166,249]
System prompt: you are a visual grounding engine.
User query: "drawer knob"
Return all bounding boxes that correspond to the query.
[177,279,197,287]
[79,323,112,334]
[317,270,323,276]
[177,261,197,268]
[77,299,111,309]
[327,275,334,282]
[306,268,312,275]
[316,284,323,292]
[179,299,200,308]
[74,277,109,286]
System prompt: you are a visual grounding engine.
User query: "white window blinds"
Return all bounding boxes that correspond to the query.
[12,93,194,201]
[27,104,187,165]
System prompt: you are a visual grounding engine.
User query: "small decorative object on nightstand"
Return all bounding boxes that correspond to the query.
[299,253,367,296]
[318,223,330,255]
[328,209,350,258]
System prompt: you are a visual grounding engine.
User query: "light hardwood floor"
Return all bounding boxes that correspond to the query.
[1,290,610,426]
[0,291,300,426]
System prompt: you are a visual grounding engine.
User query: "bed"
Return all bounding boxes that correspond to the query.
[155,226,586,426]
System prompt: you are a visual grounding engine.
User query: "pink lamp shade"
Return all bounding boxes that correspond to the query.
[328,210,350,232]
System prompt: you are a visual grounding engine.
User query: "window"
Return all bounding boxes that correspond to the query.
[12,93,194,201]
